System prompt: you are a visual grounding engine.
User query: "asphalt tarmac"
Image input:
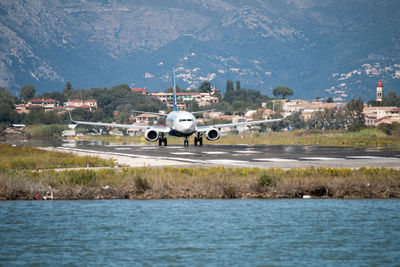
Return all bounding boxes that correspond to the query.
[58,141,400,169]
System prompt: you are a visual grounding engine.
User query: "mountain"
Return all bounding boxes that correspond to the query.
[1,0,400,101]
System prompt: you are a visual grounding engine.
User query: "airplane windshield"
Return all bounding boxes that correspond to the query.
[179,119,192,122]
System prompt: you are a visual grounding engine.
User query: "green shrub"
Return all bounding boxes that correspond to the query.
[259,173,277,188]
[378,122,400,136]
[348,123,368,132]
[69,170,97,185]
[223,186,237,198]
[135,176,151,193]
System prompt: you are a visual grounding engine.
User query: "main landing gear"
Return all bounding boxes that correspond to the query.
[194,134,203,146]
[158,134,167,146]
[183,136,202,147]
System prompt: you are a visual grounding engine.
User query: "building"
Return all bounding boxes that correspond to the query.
[63,99,97,111]
[15,98,61,113]
[363,106,400,126]
[282,99,344,119]
[376,80,383,102]
[132,113,160,125]
[150,91,219,109]
[28,98,59,109]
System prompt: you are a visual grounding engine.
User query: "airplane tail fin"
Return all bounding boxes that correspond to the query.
[173,68,178,112]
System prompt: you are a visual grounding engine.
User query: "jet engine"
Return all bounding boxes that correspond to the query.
[145,129,159,142]
[205,128,220,141]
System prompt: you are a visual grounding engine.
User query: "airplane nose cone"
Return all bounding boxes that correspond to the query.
[178,121,195,134]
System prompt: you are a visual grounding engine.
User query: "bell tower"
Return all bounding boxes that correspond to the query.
[376,80,383,102]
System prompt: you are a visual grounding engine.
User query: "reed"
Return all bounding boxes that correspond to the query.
[25,124,68,138]
[1,167,399,200]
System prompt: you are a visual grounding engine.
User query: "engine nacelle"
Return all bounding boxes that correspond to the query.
[206,128,220,141]
[145,129,159,142]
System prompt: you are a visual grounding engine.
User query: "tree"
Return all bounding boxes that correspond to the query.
[224,80,235,104]
[272,86,293,99]
[0,87,18,124]
[164,85,191,93]
[382,91,400,107]
[198,81,211,93]
[65,82,72,91]
[187,99,200,112]
[236,80,241,91]
[36,92,67,103]
[20,85,35,101]
[326,97,334,103]
[345,98,365,126]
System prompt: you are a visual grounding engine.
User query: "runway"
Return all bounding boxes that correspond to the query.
[58,141,400,169]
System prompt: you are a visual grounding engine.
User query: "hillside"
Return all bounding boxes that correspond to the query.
[0,0,399,100]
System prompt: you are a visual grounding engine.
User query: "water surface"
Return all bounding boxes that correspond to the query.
[1,199,399,266]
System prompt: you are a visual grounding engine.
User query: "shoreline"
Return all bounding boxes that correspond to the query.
[1,167,400,200]
[1,143,400,201]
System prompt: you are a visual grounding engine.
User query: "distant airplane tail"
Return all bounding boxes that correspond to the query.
[173,68,178,112]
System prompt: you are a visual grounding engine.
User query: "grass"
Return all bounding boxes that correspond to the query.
[75,129,400,147]
[1,139,400,200]
[0,143,115,170]
[25,124,68,138]
[1,166,400,200]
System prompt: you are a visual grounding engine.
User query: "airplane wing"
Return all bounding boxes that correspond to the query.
[191,109,218,114]
[197,118,282,132]
[68,111,170,133]
[131,110,168,117]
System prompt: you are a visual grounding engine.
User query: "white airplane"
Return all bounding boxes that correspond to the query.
[69,70,282,146]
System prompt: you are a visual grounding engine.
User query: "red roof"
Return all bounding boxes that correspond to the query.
[29,98,57,103]
[131,88,147,93]
[377,80,383,87]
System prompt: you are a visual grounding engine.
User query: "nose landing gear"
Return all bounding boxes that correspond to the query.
[184,137,189,147]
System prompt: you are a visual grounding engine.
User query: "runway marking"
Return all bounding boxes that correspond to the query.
[114,147,132,151]
[58,147,151,159]
[346,156,383,159]
[234,150,261,154]
[253,158,298,162]
[207,159,249,164]
[105,144,141,147]
[165,146,182,149]
[139,147,159,150]
[299,157,345,161]
[202,151,228,155]
[170,152,195,155]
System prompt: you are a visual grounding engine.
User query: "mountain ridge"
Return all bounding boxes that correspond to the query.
[0,0,399,100]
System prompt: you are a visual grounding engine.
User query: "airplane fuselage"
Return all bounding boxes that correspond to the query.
[166,111,196,137]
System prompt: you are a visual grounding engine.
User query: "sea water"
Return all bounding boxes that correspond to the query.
[1,199,399,266]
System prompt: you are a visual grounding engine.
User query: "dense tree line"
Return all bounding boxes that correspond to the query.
[0,79,369,135]
[0,83,167,127]
[269,98,365,132]
[368,91,400,107]
[220,80,270,114]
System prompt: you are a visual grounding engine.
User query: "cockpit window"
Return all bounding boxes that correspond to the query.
[179,119,192,122]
